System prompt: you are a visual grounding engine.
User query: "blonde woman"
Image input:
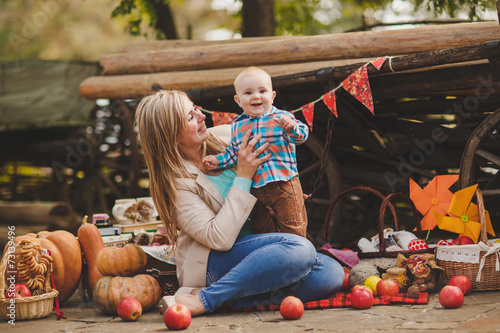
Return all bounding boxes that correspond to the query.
[135,90,344,316]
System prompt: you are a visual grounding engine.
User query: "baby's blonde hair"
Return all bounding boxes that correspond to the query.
[233,66,273,92]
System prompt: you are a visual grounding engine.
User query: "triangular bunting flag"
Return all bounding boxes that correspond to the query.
[371,57,387,70]
[342,65,374,114]
[322,90,337,117]
[211,111,239,126]
[301,102,315,130]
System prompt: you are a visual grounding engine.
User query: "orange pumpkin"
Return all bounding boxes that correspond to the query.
[93,274,161,314]
[78,222,105,294]
[7,230,82,304]
[96,243,147,276]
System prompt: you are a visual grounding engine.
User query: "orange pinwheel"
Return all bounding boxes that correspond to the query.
[409,175,459,230]
[433,184,496,243]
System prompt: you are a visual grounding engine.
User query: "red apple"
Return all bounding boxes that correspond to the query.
[377,279,399,296]
[449,275,472,296]
[117,297,142,321]
[352,284,373,295]
[351,285,374,309]
[280,296,304,320]
[454,235,475,245]
[5,283,31,299]
[439,285,464,309]
[163,303,191,330]
[341,268,350,291]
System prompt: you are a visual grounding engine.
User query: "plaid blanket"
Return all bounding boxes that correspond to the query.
[217,292,428,313]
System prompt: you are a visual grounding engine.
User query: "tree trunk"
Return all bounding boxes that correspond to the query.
[497,0,500,22]
[241,0,275,37]
[153,1,178,39]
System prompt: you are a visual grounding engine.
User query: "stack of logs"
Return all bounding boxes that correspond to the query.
[79,22,500,101]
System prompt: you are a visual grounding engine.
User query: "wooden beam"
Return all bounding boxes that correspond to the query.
[100,22,500,75]
[79,58,372,100]
[193,41,500,106]
[81,40,500,100]
[119,36,294,53]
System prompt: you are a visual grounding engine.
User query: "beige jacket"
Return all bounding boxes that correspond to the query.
[174,126,257,295]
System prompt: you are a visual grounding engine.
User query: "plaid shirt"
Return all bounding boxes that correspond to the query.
[215,107,309,188]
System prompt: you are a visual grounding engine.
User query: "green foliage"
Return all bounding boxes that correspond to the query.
[110,0,497,40]
[111,0,177,38]
[421,0,495,19]
[352,0,497,20]
[275,0,326,35]
[111,0,144,36]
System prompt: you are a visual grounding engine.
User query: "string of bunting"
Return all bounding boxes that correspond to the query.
[199,56,389,129]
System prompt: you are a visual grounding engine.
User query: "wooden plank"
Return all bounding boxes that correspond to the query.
[81,40,500,100]
[120,36,294,53]
[370,62,500,99]
[79,58,372,100]
[191,42,500,110]
[100,22,500,75]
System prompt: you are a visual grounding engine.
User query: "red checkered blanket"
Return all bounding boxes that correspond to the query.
[217,292,428,313]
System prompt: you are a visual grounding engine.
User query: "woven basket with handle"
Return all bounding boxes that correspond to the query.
[322,187,434,258]
[0,241,58,321]
[435,188,500,291]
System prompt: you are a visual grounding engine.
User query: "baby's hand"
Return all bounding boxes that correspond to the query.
[203,155,219,170]
[273,115,296,132]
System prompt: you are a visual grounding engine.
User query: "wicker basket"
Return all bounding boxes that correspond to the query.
[363,192,434,258]
[322,187,433,259]
[322,186,399,246]
[436,188,500,291]
[0,242,58,321]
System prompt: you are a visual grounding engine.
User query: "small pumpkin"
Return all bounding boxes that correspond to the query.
[93,274,161,314]
[4,230,82,304]
[96,243,147,276]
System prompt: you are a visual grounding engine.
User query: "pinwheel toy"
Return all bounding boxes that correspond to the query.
[433,184,496,243]
[409,175,459,231]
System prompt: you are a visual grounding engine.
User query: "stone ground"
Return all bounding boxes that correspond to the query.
[4,289,500,332]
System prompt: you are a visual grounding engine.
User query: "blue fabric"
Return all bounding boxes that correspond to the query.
[232,177,252,193]
[206,169,252,236]
[200,233,344,312]
[214,106,309,188]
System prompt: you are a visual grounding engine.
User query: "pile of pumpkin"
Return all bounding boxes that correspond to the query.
[4,220,161,315]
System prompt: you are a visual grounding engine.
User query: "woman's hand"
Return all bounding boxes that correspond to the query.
[236,131,271,180]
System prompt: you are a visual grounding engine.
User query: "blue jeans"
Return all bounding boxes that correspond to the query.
[199,233,344,312]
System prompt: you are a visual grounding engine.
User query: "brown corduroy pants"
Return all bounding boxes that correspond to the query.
[249,176,308,237]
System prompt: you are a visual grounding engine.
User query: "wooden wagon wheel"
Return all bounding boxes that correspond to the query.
[459,107,500,231]
[69,99,144,216]
[297,133,342,246]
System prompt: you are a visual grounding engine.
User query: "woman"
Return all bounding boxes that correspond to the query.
[135,90,344,316]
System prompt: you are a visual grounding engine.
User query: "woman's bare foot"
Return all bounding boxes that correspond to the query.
[190,288,202,296]
[175,294,206,317]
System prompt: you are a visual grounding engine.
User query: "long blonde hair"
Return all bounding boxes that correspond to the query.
[134,90,226,245]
